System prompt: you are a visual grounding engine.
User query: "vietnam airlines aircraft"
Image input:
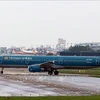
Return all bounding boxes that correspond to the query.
[0,55,100,75]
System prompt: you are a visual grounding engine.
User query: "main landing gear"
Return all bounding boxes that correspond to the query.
[0,68,4,74]
[48,69,59,75]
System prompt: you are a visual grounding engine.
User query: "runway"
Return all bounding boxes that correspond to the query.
[0,76,89,96]
[0,77,59,96]
[0,71,100,96]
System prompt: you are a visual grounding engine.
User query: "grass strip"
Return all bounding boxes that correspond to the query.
[0,96,100,100]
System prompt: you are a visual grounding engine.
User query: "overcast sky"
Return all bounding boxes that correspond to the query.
[0,1,100,48]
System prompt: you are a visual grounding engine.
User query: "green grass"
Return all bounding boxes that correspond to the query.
[1,96,100,100]
[59,68,100,76]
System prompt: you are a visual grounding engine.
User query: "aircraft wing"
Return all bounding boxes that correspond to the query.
[32,61,63,69]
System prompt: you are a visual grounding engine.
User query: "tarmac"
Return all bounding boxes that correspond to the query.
[0,69,100,96]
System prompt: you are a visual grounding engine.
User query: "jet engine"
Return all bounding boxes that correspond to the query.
[28,65,41,72]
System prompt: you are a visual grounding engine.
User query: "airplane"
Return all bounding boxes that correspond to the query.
[12,49,37,55]
[12,49,24,54]
[0,55,100,75]
[21,49,37,55]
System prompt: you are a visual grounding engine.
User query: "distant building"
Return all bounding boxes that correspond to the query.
[7,48,13,54]
[56,38,66,51]
[0,47,7,54]
[76,42,100,51]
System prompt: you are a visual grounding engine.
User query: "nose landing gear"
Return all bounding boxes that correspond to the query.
[0,68,4,74]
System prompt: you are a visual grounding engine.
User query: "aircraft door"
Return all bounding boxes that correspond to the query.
[0,56,2,63]
[96,58,100,65]
[59,58,63,65]
[25,60,29,65]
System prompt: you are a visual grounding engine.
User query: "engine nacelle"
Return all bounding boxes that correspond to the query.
[28,65,41,72]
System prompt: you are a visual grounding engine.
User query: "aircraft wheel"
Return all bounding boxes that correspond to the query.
[54,71,59,75]
[48,71,53,75]
[0,71,3,74]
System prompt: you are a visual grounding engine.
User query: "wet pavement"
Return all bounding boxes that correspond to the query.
[0,76,89,96]
[0,73,100,96]
[0,77,63,96]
